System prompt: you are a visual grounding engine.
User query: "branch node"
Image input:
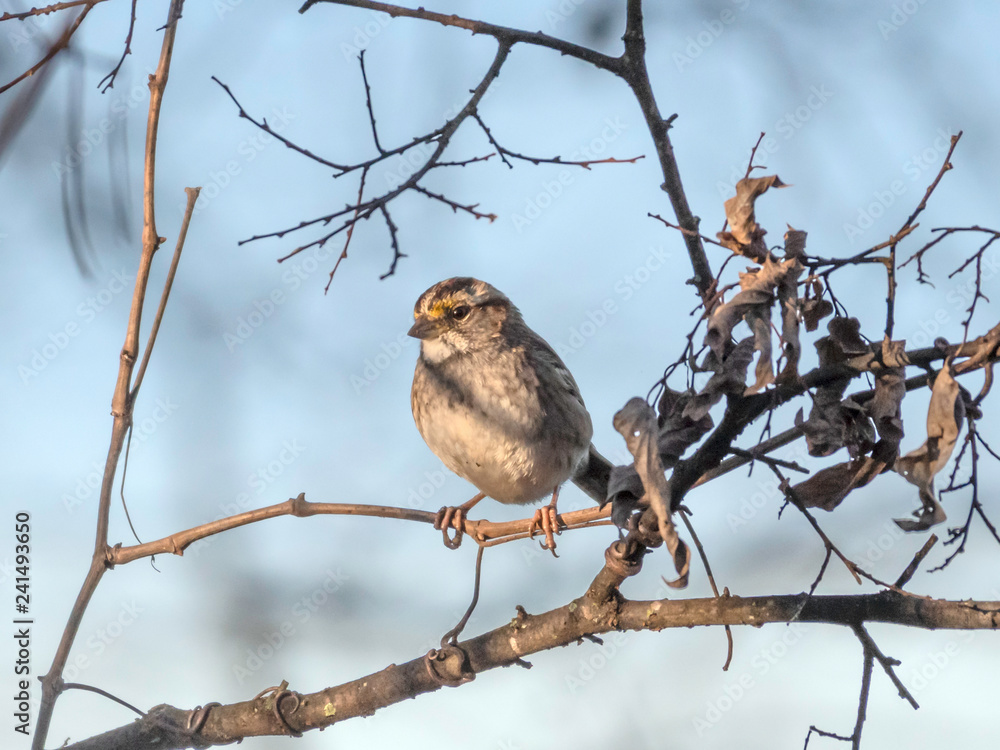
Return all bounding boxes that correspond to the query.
[423,645,475,687]
[604,537,644,578]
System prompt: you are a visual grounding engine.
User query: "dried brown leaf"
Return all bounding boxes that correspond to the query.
[869,351,906,450]
[826,316,870,358]
[657,386,715,460]
[800,317,876,457]
[894,363,964,531]
[684,337,755,421]
[842,397,877,458]
[744,304,774,394]
[704,257,800,394]
[776,231,805,384]
[801,297,834,332]
[783,226,807,259]
[613,398,691,588]
[793,456,885,511]
[798,387,848,457]
[718,175,789,260]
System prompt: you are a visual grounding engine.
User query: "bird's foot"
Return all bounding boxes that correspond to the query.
[434,505,466,549]
[529,496,563,557]
[433,492,485,550]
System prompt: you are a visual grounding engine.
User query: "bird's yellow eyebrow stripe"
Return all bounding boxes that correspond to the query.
[426,299,455,318]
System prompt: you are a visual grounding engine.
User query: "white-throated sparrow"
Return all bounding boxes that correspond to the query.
[409,277,594,552]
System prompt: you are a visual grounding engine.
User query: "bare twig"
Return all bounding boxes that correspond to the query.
[33,4,188,748]
[771,465,863,585]
[357,49,384,154]
[325,165,369,291]
[679,509,734,670]
[0,3,97,96]
[893,534,938,588]
[63,683,145,717]
[299,0,622,73]
[852,624,919,710]
[235,41,511,264]
[131,186,201,397]
[97,0,139,92]
[377,204,405,279]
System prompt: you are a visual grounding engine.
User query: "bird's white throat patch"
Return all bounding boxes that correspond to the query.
[420,337,456,365]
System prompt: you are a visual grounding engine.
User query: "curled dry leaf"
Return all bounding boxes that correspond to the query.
[658,385,715,459]
[612,398,690,588]
[894,362,964,531]
[824,316,871,359]
[799,316,876,457]
[867,339,907,451]
[684,337,755,421]
[842,397,877,458]
[800,278,834,332]
[783,226,807,259]
[607,386,717,517]
[744,302,774,394]
[718,174,788,261]
[792,454,886,511]
[776,228,806,384]
[704,257,801,395]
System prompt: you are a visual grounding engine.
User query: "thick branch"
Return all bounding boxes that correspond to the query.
[63,590,999,749]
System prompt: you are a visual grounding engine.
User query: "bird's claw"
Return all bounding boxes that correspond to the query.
[529,504,562,557]
[434,506,465,549]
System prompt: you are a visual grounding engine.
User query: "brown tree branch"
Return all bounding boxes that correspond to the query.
[33,3,189,748]
[298,0,622,73]
[620,0,713,301]
[232,40,511,272]
[297,0,713,300]
[61,583,1000,749]
[0,0,106,21]
[0,2,98,96]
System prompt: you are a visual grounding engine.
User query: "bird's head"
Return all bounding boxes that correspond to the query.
[408,277,514,358]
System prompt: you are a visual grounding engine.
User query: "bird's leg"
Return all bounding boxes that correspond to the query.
[529,486,563,557]
[434,492,485,549]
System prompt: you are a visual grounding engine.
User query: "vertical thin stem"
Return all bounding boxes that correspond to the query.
[32,3,187,747]
[621,0,713,302]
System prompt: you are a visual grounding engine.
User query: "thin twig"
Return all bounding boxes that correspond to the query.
[893,534,938,588]
[441,546,486,645]
[0,0,106,21]
[679,509,734,670]
[63,683,146,717]
[851,646,874,750]
[298,0,623,73]
[131,186,201,398]
[0,3,97,96]
[325,166,369,292]
[729,446,808,474]
[32,4,188,748]
[852,624,919,710]
[97,0,139,92]
[107,493,615,565]
[239,42,511,262]
[377,204,405,279]
[357,50,384,153]
[770,465,863,585]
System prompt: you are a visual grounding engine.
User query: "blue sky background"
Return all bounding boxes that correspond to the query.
[2,1,1000,748]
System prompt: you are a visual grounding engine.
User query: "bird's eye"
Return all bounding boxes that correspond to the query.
[451,305,471,321]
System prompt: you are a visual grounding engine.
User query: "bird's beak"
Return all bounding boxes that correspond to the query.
[407,317,442,340]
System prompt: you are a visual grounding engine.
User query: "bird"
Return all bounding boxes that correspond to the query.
[408,277,595,553]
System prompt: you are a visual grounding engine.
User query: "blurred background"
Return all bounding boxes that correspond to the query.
[2,1,999,748]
